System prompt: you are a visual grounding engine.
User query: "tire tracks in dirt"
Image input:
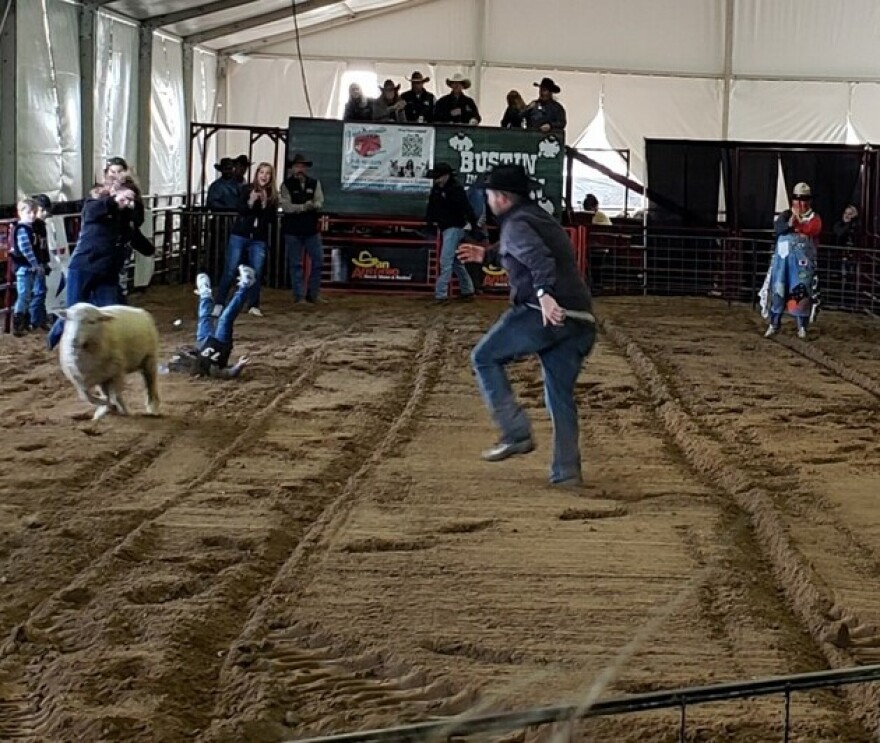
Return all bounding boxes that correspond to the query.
[199,319,453,743]
[601,318,880,737]
[0,324,358,742]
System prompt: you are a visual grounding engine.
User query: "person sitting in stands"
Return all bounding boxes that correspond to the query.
[401,71,435,123]
[501,90,527,129]
[343,83,373,122]
[206,158,243,211]
[523,77,567,133]
[372,80,407,123]
[434,74,481,125]
[583,194,612,225]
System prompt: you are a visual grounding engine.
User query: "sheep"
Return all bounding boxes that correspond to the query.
[57,303,160,420]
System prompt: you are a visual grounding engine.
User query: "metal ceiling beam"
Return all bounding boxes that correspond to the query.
[136,25,153,193]
[184,0,345,46]
[80,2,97,190]
[222,0,439,54]
[146,0,258,29]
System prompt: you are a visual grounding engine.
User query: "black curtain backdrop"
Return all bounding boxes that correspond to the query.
[733,150,779,231]
[645,141,722,227]
[646,140,867,234]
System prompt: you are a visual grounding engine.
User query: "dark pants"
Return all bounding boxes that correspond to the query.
[47,267,119,349]
[285,233,323,300]
[471,304,596,482]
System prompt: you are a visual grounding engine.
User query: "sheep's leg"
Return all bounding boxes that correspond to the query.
[141,356,160,416]
[107,377,129,416]
[72,379,107,407]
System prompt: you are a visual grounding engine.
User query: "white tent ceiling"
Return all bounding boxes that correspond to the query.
[9,0,880,199]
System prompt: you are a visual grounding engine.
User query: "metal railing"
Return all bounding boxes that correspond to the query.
[287,664,880,743]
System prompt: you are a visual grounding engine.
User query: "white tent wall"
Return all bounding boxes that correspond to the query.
[483,0,724,74]
[849,83,880,143]
[95,12,139,185]
[192,47,219,195]
[16,0,82,201]
[604,75,724,181]
[732,0,880,79]
[150,33,187,196]
[224,57,343,168]
[728,80,849,143]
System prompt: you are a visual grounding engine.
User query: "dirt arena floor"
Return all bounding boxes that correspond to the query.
[1,288,879,742]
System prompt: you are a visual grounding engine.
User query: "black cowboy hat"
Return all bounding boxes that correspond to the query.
[234,154,252,167]
[426,162,455,179]
[379,79,401,92]
[407,71,430,83]
[484,164,540,196]
[534,77,561,94]
[214,157,235,171]
[288,153,313,166]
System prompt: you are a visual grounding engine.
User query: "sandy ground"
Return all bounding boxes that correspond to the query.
[0,290,878,742]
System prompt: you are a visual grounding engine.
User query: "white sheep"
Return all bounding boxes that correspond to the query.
[57,303,160,420]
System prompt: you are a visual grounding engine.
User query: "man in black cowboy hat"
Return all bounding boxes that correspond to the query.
[457,165,595,488]
[426,162,477,303]
[233,154,251,184]
[280,153,326,304]
[524,77,567,133]
[206,157,241,211]
[401,71,435,123]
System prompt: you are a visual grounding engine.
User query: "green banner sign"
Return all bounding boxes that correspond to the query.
[287,118,564,219]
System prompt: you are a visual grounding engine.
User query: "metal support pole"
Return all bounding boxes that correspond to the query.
[182,42,194,203]
[79,1,97,193]
[679,701,687,743]
[721,0,735,139]
[0,0,17,203]
[136,24,153,193]
[472,0,486,105]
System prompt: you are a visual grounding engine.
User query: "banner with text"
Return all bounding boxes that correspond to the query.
[341,124,435,194]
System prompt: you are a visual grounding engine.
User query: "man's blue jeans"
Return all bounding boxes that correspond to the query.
[285,233,323,300]
[216,235,266,309]
[197,279,247,345]
[471,304,596,482]
[14,267,47,326]
[435,227,474,299]
[47,267,119,349]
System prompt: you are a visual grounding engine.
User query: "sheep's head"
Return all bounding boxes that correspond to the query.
[59,303,110,352]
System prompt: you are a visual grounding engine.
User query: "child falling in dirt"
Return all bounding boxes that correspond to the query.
[162,265,253,379]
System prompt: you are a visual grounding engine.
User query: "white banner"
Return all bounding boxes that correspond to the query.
[45,216,73,315]
[341,123,435,194]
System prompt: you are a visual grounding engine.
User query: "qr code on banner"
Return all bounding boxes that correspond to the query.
[400,133,424,158]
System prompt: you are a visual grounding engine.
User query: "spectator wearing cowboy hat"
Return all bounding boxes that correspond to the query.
[524,77,567,133]
[456,164,595,487]
[426,162,477,303]
[280,153,326,304]
[206,157,242,211]
[434,73,481,125]
[401,71,435,123]
[373,79,407,123]
[233,154,251,184]
[343,82,373,122]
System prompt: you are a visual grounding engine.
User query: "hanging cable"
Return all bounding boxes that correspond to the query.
[290,0,314,117]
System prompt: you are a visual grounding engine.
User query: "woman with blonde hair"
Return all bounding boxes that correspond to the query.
[214,161,278,318]
[501,90,527,129]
